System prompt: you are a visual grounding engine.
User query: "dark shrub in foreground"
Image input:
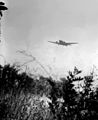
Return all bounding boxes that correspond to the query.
[0,64,98,120]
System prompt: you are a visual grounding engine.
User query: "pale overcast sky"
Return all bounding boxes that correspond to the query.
[1,0,98,76]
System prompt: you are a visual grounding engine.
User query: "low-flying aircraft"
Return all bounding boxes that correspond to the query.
[48,40,78,46]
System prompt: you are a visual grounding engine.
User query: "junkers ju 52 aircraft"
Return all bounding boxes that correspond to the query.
[48,40,78,46]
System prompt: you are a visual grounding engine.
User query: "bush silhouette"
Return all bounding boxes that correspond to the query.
[0,64,98,120]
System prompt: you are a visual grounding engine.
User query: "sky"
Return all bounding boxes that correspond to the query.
[1,0,98,77]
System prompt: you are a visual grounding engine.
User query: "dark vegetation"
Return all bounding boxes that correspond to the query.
[0,64,98,120]
[0,2,8,17]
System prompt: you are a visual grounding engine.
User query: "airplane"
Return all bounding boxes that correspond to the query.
[48,40,78,46]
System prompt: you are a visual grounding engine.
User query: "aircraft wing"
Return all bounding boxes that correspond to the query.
[65,42,78,45]
[48,41,59,45]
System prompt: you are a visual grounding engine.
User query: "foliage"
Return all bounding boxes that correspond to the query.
[0,64,98,120]
[0,64,52,120]
[0,2,8,17]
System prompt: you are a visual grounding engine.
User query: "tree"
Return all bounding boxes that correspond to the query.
[0,2,8,17]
